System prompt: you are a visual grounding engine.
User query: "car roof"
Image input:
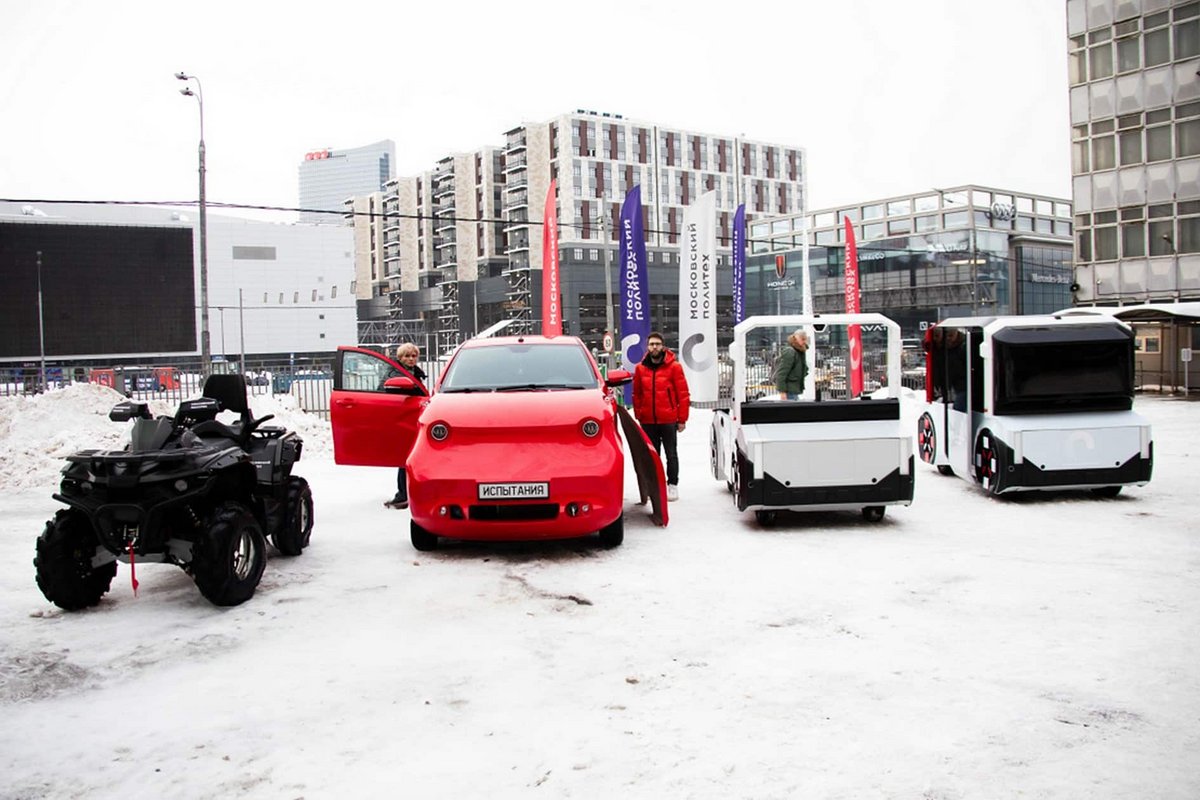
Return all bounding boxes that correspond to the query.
[458,335,585,350]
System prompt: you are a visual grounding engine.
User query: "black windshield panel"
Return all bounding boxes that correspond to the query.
[994,337,1134,414]
[442,343,599,392]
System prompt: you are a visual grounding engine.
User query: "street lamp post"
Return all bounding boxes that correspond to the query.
[598,198,616,371]
[176,71,210,375]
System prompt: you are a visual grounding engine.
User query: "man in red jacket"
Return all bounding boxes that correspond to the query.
[633,331,690,501]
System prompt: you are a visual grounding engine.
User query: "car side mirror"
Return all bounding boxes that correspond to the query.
[383,375,425,396]
[605,369,632,387]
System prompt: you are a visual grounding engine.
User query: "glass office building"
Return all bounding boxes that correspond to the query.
[747,186,1074,339]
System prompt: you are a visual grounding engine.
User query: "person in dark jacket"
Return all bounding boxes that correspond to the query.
[386,342,427,510]
[774,329,809,400]
[632,332,690,501]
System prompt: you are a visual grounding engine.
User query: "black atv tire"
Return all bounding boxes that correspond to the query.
[191,502,267,606]
[35,510,116,611]
[272,476,314,556]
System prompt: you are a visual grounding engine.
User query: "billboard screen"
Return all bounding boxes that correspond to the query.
[0,223,196,358]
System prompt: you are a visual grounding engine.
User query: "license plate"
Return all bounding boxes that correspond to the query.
[478,482,550,500]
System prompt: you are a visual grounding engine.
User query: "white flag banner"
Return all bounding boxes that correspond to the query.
[678,190,718,403]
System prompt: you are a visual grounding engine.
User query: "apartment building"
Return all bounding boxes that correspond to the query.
[360,111,806,353]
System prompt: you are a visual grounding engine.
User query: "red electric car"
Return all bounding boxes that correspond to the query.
[331,336,656,551]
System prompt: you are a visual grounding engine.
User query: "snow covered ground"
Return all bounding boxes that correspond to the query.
[1,385,1197,799]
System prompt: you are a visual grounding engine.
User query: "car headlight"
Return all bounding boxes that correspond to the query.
[581,418,600,438]
[429,422,450,442]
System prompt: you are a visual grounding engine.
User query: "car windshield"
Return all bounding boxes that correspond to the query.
[440,343,598,392]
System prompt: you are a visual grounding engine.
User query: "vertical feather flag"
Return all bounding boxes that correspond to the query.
[732,204,746,325]
[678,191,718,403]
[619,186,650,402]
[843,217,864,397]
[541,180,561,336]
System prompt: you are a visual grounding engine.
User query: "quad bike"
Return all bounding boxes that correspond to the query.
[35,375,313,609]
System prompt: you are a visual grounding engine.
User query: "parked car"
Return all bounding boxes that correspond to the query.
[330,336,659,551]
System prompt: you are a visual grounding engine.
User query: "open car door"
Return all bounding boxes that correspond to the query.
[615,404,669,527]
[331,347,429,467]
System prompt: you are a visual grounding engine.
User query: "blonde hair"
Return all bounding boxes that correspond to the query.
[396,342,419,358]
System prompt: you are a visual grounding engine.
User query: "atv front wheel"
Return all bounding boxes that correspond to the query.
[35,510,116,610]
[272,476,314,556]
[191,502,267,606]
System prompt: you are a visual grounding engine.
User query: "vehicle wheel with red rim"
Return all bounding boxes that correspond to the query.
[917,413,937,464]
[974,429,1002,495]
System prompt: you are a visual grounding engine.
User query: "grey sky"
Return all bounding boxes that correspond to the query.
[1,1,1070,219]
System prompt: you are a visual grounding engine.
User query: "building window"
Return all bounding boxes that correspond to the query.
[1180,214,1200,254]
[914,214,938,232]
[1149,219,1174,255]
[1144,27,1171,65]
[1089,42,1114,79]
[1146,124,1173,161]
[862,204,883,220]
[1094,226,1118,260]
[1116,35,1140,72]
[1078,229,1092,262]
[1072,141,1090,173]
[1176,118,1200,157]
[1176,16,1200,60]
[944,211,968,228]
[1119,130,1143,164]
[1092,135,1117,170]
[1122,222,1146,257]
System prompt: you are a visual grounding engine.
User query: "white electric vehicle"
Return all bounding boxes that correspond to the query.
[711,314,915,525]
[916,314,1153,497]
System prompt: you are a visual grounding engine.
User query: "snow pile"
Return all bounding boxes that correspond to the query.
[0,384,332,493]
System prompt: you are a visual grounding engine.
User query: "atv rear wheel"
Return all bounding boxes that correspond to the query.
[272,476,313,556]
[191,502,267,606]
[35,510,116,611]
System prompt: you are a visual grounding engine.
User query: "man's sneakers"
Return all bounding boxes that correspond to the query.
[667,484,679,502]
[384,493,408,510]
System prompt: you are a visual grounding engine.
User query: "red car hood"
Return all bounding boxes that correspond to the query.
[421,389,613,437]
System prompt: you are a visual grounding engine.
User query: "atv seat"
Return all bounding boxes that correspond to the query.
[192,374,273,447]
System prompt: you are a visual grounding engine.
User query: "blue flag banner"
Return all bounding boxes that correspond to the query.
[619,185,650,402]
[732,204,746,325]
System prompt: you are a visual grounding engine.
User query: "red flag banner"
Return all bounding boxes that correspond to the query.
[541,180,562,336]
[843,217,864,397]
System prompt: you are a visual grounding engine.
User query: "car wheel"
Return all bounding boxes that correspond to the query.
[937,465,955,476]
[35,509,116,611]
[271,476,314,556]
[862,506,886,522]
[917,412,937,464]
[754,509,777,526]
[598,515,624,548]
[1091,485,1122,498]
[974,429,1003,495]
[191,502,267,606]
[410,520,439,552]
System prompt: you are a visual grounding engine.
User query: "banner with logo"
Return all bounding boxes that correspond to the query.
[619,185,650,401]
[843,217,863,397]
[732,203,746,324]
[541,180,561,336]
[679,190,718,403]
